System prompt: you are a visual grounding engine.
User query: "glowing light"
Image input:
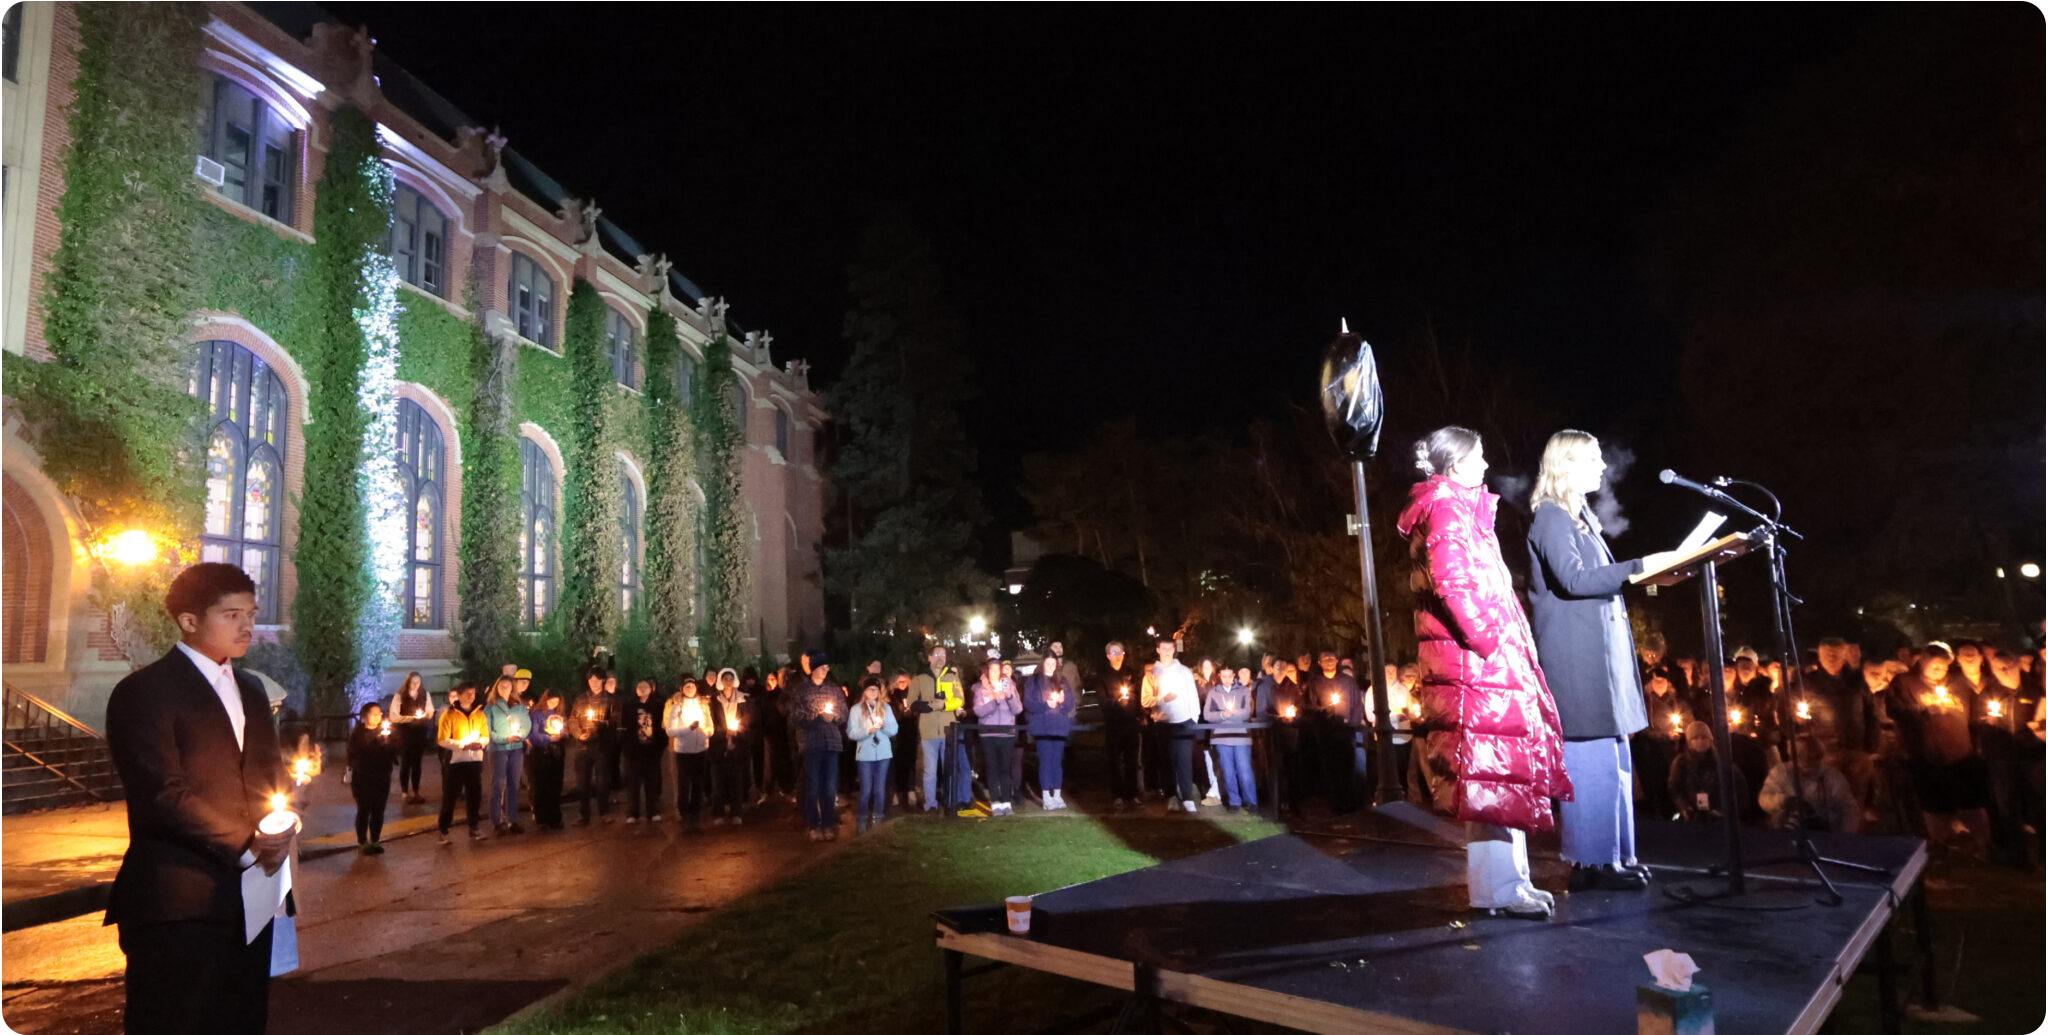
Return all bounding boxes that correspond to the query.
[346,157,407,713]
[269,792,290,815]
[1729,708,1743,728]
[99,529,161,567]
[968,615,987,636]
[1668,711,1684,731]
[1795,700,1811,722]
[2023,563,2042,579]
[1988,699,2005,720]
[1237,628,1254,646]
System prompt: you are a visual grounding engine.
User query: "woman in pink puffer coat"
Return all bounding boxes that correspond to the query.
[1396,426,1573,919]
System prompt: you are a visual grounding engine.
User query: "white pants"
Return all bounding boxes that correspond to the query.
[1465,822,1532,908]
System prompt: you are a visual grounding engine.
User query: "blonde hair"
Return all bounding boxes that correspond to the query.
[1531,429,1599,528]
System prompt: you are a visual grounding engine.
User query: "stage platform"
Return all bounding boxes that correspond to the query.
[934,807,1926,1035]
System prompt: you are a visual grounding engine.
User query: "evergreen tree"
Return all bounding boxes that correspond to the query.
[825,211,983,662]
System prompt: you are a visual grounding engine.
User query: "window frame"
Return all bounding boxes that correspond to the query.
[509,251,556,348]
[518,439,557,629]
[191,340,288,623]
[605,306,637,389]
[389,184,449,298]
[619,468,641,614]
[204,75,296,223]
[396,399,445,629]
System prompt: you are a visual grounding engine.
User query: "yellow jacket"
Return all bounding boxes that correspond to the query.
[437,703,490,763]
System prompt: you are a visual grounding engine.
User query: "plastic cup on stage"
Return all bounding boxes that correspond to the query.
[1005,895,1033,934]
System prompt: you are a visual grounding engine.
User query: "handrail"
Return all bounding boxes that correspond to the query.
[3,684,103,740]
[2,740,108,802]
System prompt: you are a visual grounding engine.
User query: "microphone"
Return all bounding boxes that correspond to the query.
[1657,469,1722,498]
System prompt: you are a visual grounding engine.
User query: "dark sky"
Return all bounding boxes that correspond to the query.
[320,4,1884,525]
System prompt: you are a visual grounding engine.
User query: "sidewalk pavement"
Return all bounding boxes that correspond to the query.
[3,773,848,1035]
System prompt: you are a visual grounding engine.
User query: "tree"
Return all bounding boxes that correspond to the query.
[825,211,985,662]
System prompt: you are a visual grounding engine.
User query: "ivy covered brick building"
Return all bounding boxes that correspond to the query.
[1,1,829,724]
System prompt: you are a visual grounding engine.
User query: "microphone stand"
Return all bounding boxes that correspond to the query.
[1669,477,1891,908]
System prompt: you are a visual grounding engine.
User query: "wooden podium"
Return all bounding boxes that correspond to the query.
[1630,531,1754,587]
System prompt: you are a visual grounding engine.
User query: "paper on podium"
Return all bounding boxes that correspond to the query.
[1676,513,1727,556]
[1632,531,1753,587]
[240,852,293,944]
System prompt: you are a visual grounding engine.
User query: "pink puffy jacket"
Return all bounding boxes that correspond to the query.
[1396,475,1573,832]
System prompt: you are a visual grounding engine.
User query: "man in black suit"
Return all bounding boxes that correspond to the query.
[104,563,296,1035]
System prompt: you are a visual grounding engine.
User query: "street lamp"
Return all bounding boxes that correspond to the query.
[98,528,161,567]
[2023,563,2042,579]
[968,615,987,636]
[1237,628,1254,646]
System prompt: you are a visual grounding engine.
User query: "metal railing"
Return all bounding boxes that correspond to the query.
[3,683,116,807]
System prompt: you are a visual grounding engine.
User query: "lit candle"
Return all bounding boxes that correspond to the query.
[1668,711,1684,732]
[379,720,392,737]
[1795,700,1811,722]
[1328,692,1342,708]
[823,702,835,717]
[1119,685,1130,701]
[1282,705,1298,720]
[290,757,313,786]
[1729,707,1743,728]
[586,709,597,721]
[545,715,565,736]
[259,791,297,836]
[1987,699,2005,720]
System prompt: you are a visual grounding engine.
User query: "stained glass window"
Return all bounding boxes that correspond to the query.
[520,439,556,628]
[191,340,287,621]
[396,400,443,628]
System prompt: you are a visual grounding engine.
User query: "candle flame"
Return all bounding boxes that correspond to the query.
[1669,711,1684,730]
[1795,700,1811,721]
[1729,708,1743,727]
[1283,705,1298,719]
[269,792,290,815]
[289,757,314,786]
[1988,699,2005,719]
[1329,692,1342,707]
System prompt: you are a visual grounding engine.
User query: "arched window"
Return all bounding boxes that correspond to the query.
[509,252,555,347]
[774,408,791,459]
[192,340,288,622]
[619,468,641,613]
[389,185,448,297]
[518,439,556,628]
[675,350,695,399]
[396,400,444,628]
[203,75,296,222]
[606,306,637,389]
[731,383,747,439]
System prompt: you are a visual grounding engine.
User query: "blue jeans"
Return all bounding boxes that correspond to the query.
[921,737,972,809]
[803,748,841,831]
[488,747,523,825]
[1036,736,1067,792]
[858,758,890,818]
[1559,736,1637,866]
[1216,743,1256,807]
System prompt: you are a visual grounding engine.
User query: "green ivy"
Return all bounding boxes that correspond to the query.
[557,279,622,656]
[292,106,386,714]
[641,306,698,682]
[694,331,749,664]
[7,2,209,661]
[455,271,521,683]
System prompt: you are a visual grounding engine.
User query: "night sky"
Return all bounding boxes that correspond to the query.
[316,4,2041,603]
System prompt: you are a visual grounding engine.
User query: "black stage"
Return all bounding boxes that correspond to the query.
[935,806,1926,1035]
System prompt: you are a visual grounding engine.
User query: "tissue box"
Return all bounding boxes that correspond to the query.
[1637,983,1712,1035]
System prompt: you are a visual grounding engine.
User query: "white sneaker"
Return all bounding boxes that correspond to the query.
[1182,800,1198,813]
[1051,790,1065,810]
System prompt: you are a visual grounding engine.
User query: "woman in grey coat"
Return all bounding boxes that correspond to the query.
[1526,430,1675,892]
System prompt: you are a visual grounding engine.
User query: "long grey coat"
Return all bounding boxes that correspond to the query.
[1526,502,1648,740]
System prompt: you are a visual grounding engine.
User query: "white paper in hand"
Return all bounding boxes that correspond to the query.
[1644,949,1700,992]
[1677,513,1728,556]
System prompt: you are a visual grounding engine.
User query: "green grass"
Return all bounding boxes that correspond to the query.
[496,814,1283,1035]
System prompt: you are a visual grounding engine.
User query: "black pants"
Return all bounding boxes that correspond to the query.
[1105,725,1141,801]
[1142,723,1171,796]
[119,917,273,1035]
[570,742,610,820]
[440,760,482,833]
[399,724,430,795]
[1165,721,1197,804]
[983,736,1018,805]
[673,751,709,823]
[709,751,749,818]
[528,745,565,826]
[624,744,664,819]
[352,776,391,844]
[1326,727,1364,813]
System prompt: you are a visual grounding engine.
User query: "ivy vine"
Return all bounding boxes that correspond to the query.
[640,305,698,681]
[557,279,622,656]
[694,331,750,664]
[455,271,521,683]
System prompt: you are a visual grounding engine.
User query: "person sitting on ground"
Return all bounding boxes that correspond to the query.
[346,701,398,854]
[1204,664,1258,812]
[1759,733,1860,833]
[1669,720,1746,824]
[846,675,898,833]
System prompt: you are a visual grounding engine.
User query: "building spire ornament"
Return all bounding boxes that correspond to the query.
[559,197,602,252]
[636,253,674,304]
[697,296,730,335]
[455,125,508,189]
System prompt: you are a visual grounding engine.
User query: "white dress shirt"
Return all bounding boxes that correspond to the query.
[177,640,246,751]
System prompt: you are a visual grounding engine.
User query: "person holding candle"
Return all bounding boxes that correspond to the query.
[1398,426,1573,919]
[1669,720,1746,823]
[568,669,614,826]
[389,671,434,805]
[484,675,530,836]
[1095,642,1146,812]
[525,688,567,829]
[104,563,295,1035]
[1141,637,1202,814]
[601,671,627,812]
[1889,643,1993,856]
[1304,650,1367,815]
[1265,659,1309,816]
[973,660,1024,815]
[436,681,490,843]
[1523,430,1682,893]
[707,668,754,825]
[887,670,918,808]
[623,677,667,823]
[347,701,398,853]
[1204,663,1258,812]
[794,650,849,840]
[907,646,970,812]
[665,677,713,832]
[847,675,899,832]
[1023,653,1078,811]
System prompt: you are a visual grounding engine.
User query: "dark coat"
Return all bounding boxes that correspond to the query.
[104,647,288,927]
[1526,501,1648,740]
